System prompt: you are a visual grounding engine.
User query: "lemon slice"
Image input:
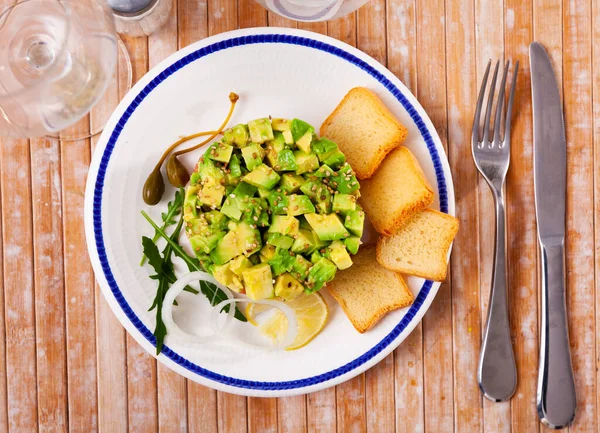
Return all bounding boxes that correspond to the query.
[246,293,328,350]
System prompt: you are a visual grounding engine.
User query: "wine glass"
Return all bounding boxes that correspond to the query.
[0,0,118,138]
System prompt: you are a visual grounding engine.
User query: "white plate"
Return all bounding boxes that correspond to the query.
[84,27,455,397]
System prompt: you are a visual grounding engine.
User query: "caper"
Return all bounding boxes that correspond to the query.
[143,168,165,205]
[166,155,190,187]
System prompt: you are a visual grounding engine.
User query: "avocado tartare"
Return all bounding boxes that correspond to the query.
[182,117,364,301]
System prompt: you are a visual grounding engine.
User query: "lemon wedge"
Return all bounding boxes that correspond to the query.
[246,293,328,350]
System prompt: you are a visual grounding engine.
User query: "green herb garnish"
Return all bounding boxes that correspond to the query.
[140,189,183,266]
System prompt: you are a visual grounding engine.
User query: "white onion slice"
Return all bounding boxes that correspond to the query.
[161,271,234,345]
[212,298,298,350]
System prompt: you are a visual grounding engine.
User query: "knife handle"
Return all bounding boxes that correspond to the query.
[537,240,576,429]
[478,191,517,401]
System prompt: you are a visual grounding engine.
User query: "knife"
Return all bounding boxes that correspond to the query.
[530,41,576,429]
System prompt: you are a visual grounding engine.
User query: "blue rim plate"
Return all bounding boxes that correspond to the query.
[84,27,455,397]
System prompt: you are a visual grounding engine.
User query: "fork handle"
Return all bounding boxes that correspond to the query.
[537,240,576,428]
[478,189,517,401]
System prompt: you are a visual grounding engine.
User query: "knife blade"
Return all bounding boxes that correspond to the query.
[530,41,576,430]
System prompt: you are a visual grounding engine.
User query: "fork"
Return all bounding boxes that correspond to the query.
[473,59,519,402]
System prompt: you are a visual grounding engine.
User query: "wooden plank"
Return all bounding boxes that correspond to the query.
[238,0,267,28]
[502,2,538,433]
[593,1,600,433]
[277,396,307,433]
[366,354,394,433]
[187,382,217,433]
[474,0,509,432]
[386,0,415,88]
[562,0,596,430]
[217,392,247,433]
[297,21,327,35]
[1,138,38,432]
[307,388,336,433]
[59,116,99,433]
[178,0,208,48]
[415,1,453,431]
[335,376,364,433]
[30,136,68,432]
[248,398,277,433]
[91,36,132,433]
[0,144,6,433]
[444,0,483,432]
[356,0,386,64]
[327,12,356,47]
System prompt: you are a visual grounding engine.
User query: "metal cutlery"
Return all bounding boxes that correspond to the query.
[472,59,519,402]
[530,41,576,429]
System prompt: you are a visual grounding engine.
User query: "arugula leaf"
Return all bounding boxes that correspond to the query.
[140,189,184,266]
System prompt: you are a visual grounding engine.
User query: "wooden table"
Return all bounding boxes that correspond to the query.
[0,0,598,431]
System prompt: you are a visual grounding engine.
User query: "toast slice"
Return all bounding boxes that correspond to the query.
[320,87,408,180]
[359,146,434,235]
[376,208,459,281]
[328,246,413,333]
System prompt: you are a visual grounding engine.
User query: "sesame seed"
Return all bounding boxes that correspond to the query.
[253,216,258,221]
[230,193,236,198]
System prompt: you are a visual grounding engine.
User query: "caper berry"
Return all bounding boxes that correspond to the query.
[142,169,165,205]
[166,155,190,187]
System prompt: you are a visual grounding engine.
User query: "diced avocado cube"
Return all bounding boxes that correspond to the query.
[248,118,274,144]
[322,149,345,169]
[327,240,353,270]
[291,255,312,280]
[205,210,229,230]
[332,194,357,214]
[213,263,244,292]
[199,177,225,209]
[209,231,241,265]
[274,273,304,301]
[240,197,269,228]
[306,257,337,293]
[344,208,365,238]
[267,232,294,249]
[242,164,281,189]
[295,130,313,153]
[183,185,200,221]
[332,164,360,194]
[220,182,257,220]
[187,215,208,236]
[257,187,271,198]
[269,215,299,236]
[294,150,319,175]
[242,263,274,300]
[310,250,323,264]
[290,119,314,142]
[259,244,276,262]
[287,194,316,216]
[223,124,250,147]
[304,213,349,241]
[189,230,225,255]
[282,130,294,145]
[271,118,291,132]
[190,172,201,186]
[228,153,243,178]
[312,138,338,159]
[274,149,298,171]
[300,179,332,214]
[241,144,264,171]
[291,229,315,254]
[279,173,305,193]
[298,215,311,230]
[314,164,335,178]
[266,190,288,215]
[265,132,286,167]
[236,222,262,256]
[268,248,296,277]
[229,255,253,276]
[206,142,234,163]
[344,236,362,255]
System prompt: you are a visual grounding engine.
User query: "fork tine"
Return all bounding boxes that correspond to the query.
[503,60,519,145]
[493,61,510,145]
[482,60,500,145]
[472,60,491,146]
